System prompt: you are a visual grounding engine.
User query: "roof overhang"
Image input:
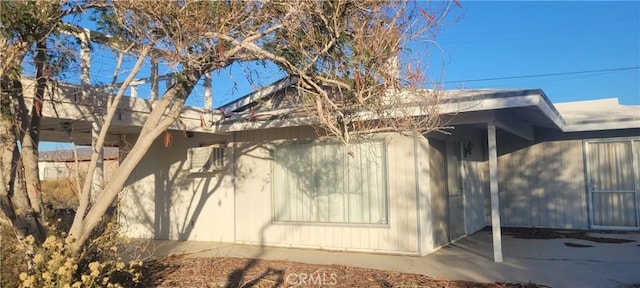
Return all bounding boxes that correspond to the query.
[220,86,639,140]
[32,75,638,144]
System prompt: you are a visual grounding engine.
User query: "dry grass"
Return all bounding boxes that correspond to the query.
[41,179,79,208]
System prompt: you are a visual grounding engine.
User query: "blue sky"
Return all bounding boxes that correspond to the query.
[62,1,640,106]
[40,1,639,150]
[431,1,639,105]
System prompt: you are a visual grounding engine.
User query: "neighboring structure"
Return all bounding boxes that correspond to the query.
[114,84,639,261]
[39,147,119,182]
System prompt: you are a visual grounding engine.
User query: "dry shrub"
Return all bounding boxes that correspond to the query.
[9,216,142,288]
[1,222,28,288]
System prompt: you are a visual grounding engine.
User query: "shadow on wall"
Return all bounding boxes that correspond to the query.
[426,125,489,243]
[119,131,234,240]
[427,123,591,235]
[119,122,305,242]
[496,129,588,229]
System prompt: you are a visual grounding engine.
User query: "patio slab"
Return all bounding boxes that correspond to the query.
[134,229,640,288]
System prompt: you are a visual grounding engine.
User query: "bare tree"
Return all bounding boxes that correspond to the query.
[1,0,458,253]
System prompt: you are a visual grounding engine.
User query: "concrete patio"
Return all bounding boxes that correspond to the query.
[133,229,640,288]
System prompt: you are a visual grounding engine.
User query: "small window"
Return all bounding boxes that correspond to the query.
[272,140,388,224]
[187,144,225,173]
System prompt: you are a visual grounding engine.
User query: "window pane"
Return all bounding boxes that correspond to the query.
[273,141,388,224]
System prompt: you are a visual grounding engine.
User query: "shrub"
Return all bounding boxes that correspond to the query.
[9,216,142,288]
[1,222,28,288]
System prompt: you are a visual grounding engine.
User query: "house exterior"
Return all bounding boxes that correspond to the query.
[118,84,640,259]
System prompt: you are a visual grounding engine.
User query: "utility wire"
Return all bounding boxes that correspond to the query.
[443,66,640,84]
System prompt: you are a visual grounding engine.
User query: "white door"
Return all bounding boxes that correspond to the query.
[586,139,640,228]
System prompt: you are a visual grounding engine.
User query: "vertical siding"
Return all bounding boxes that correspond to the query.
[425,127,488,238]
[415,136,434,255]
[459,130,489,236]
[463,160,488,234]
[427,131,488,249]
[428,139,448,248]
[233,127,420,254]
[497,135,588,229]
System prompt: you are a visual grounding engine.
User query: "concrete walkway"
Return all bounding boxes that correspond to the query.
[136,230,640,288]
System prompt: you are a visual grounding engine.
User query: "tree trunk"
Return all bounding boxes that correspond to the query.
[18,40,50,237]
[68,69,202,252]
[1,57,47,242]
[0,113,45,242]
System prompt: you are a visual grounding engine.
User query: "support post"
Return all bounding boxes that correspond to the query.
[130,86,137,98]
[488,122,503,262]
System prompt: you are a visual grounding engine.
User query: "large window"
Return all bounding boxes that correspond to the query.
[272,140,388,224]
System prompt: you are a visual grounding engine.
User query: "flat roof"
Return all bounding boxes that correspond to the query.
[218,82,639,134]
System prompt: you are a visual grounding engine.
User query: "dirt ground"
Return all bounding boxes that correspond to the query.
[132,227,637,287]
[137,255,547,288]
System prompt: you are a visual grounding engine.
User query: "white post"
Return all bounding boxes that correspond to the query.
[204,72,212,110]
[130,85,137,98]
[150,58,158,101]
[488,122,503,262]
[91,122,104,200]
